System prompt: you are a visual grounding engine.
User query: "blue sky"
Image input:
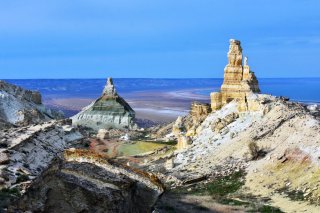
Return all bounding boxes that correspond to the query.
[0,0,320,79]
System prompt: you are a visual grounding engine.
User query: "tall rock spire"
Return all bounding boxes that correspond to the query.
[103,77,117,96]
[210,39,260,111]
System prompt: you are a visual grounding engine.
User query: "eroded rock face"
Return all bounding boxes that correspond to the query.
[177,135,192,150]
[0,80,64,128]
[172,102,211,141]
[0,120,84,211]
[211,112,239,133]
[210,39,260,112]
[10,149,164,213]
[190,102,211,124]
[0,120,84,191]
[72,78,136,131]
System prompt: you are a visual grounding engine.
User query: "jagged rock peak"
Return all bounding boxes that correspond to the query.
[227,39,243,66]
[102,77,117,96]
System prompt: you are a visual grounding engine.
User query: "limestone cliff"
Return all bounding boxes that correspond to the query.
[72,78,136,130]
[211,39,260,112]
[0,80,64,128]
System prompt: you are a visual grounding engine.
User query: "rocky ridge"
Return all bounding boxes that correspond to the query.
[151,94,320,212]
[0,80,64,128]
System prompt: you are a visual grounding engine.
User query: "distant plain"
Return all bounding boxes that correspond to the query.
[6,78,320,122]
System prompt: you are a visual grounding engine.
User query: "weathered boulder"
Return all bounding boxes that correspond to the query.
[96,129,110,140]
[10,149,164,213]
[72,78,136,131]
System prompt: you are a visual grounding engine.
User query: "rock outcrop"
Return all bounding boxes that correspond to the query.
[172,102,211,138]
[211,39,260,112]
[171,102,211,150]
[0,119,84,210]
[0,80,64,128]
[72,78,136,131]
[10,149,164,213]
[0,120,84,190]
[176,135,192,150]
[162,94,320,212]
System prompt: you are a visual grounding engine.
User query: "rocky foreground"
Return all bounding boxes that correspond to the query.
[0,80,163,213]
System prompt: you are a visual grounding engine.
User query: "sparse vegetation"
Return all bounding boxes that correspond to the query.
[169,171,283,212]
[0,188,20,210]
[248,141,267,160]
[248,204,283,213]
[276,187,305,201]
[195,171,245,198]
[116,141,171,156]
[16,174,29,183]
[172,171,245,198]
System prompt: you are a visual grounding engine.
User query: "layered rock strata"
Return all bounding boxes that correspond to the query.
[0,120,84,191]
[211,39,260,111]
[10,149,164,213]
[172,102,211,138]
[0,80,64,128]
[72,78,136,130]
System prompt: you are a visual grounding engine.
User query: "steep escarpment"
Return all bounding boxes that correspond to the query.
[0,80,63,128]
[10,149,164,213]
[72,78,136,130]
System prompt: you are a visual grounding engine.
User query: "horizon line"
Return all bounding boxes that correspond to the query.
[2,77,320,80]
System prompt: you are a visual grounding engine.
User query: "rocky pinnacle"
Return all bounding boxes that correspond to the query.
[103,77,117,96]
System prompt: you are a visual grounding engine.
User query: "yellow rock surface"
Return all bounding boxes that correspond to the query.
[211,39,260,112]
